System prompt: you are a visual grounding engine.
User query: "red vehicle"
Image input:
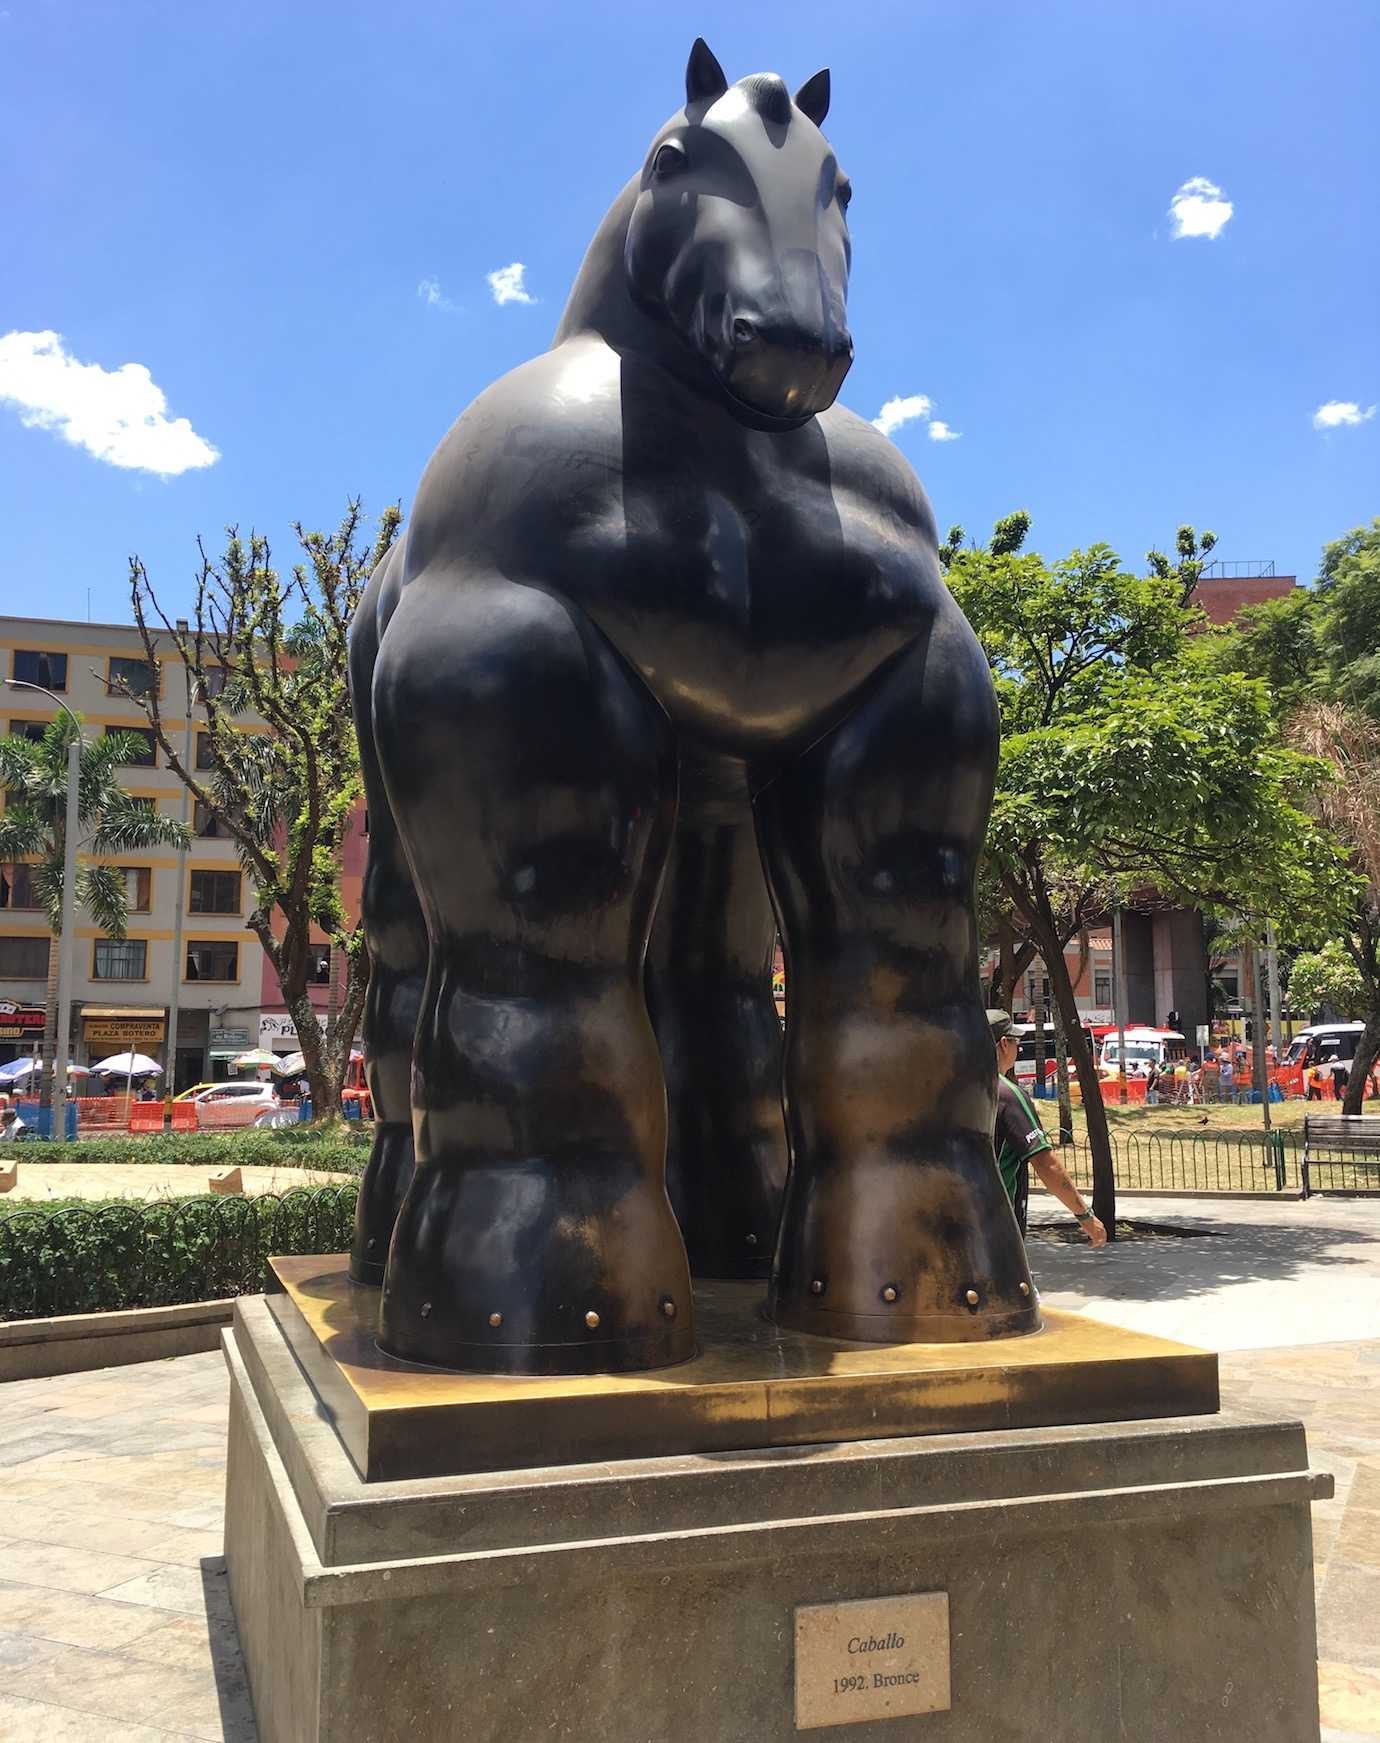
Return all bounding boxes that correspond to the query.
[341,1051,373,1119]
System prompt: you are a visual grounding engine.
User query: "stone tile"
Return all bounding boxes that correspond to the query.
[149,1664,258,1743]
[1319,1661,1380,1739]
[0,1691,192,1741]
[0,1433,90,1469]
[0,1581,175,1652]
[122,1613,242,1674]
[1351,1463,1380,1513]
[0,1630,62,1672]
[1318,1563,1380,1667]
[1340,1508,1380,1569]
[98,1564,233,1623]
[0,1506,193,1560]
[0,1644,211,1730]
[0,1541,163,1596]
[136,1529,225,1570]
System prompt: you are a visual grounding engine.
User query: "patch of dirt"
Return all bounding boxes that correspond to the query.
[1027,1219,1225,1244]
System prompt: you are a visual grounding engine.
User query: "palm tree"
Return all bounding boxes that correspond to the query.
[0,714,191,1107]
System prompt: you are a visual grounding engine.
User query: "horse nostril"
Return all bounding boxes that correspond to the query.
[731,317,758,347]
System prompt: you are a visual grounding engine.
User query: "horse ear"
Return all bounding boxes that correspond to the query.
[686,38,728,106]
[795,68,830,126]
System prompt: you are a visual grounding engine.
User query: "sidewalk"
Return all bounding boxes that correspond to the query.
[0,1193,1374,1740]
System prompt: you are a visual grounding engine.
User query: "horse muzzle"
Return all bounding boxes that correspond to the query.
[719,314,854,424]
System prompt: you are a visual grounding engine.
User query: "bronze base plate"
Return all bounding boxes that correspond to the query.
[265,1255,1219,1483]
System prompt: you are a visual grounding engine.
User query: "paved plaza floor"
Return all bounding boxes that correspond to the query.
[0,1192,1374,1740]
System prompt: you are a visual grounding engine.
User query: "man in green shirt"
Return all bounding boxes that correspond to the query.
[988,1010,1107,1245]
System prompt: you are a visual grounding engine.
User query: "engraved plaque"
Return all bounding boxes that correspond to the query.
[794,1593,950,1729]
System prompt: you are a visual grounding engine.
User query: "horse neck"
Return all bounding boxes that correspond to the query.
[552,181,689,380]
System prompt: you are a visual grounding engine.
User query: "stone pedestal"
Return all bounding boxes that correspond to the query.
[224,1261,1331,1743]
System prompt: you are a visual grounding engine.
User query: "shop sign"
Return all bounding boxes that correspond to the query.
[210,1027,250,1050]
[84,1017,166,1047]
[259,1013,326,1048]
[0,1005,45,1041]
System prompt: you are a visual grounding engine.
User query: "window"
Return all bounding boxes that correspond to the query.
[12,650,67,692]
[185,940,239,982]
[105,725,157,767]
[121,867,152,913]
[9,720,48,744]
[194,800,224,838]
[1216,972,1240,1004]
[199,664,229,700]
[107,656,160,699]
[195,731,215,771]
[308,944,331,985]
[93,938,148,980]
[0,934,48,977]
[189,870,240,914]
[0,865,41,910]
[1094,973,1112,1007]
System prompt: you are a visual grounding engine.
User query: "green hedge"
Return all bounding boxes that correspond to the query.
[0,1183,359,1320]
[8,1126,368,1173]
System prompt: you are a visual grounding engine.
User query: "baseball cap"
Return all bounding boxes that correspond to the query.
[985,1009,1014,1042]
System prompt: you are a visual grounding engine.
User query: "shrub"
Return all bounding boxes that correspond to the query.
[0,1183,359,1320]
[9,1127,367,1174]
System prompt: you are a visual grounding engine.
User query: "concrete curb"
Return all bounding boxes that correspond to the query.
[0,1296,235,1382]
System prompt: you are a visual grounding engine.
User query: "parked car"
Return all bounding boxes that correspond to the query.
[189,1081,280,1128]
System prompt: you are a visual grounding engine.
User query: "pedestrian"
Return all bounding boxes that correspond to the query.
[988,1011,1107,1245]
[0,1104,28,1144]
[1305,1062,1326,1102]
[1145,1061,1161,1106]
[1218,1048,1235,1104]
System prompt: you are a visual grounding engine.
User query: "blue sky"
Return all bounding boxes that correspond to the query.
[2,0,1376,622]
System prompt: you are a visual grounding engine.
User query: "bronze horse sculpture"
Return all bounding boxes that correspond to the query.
[349,40,1038,1373]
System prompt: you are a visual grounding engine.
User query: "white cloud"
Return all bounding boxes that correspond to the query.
[1312,399,1375,430]
[487,262,536,307]
[1168,176,1233,240]
[0,330,218,476]
[928,419,961,442]
[417,276,457,312]
[871,394,931,437]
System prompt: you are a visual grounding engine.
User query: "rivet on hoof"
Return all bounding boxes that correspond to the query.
[1019,1281,1031,1298]
[488,1311,503,1328]
[881,1285,898,1304]
[661,1298,677,1319]
[745,1233,758,1246]
[367,1237,377,1250]
[420,1302,432,1318]
[810,1279,825,1295]
[584,1310,601,1330]
[965,1289,980,1308]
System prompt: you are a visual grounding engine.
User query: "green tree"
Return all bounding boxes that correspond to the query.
[1287,705,1380,1108]
[949,524,1342,1232]
[1287,939,1367,1022]
[0,717,190,1104]
[124,500,400,1120]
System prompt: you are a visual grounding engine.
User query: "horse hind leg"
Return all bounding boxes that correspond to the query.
[348,543,427,1287]
[646,750,786,1278]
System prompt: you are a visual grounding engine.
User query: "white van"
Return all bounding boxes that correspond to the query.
[1282,1021,1365,1085]
[1098,1028,1187,1079]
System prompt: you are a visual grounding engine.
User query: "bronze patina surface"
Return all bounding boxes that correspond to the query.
[268,1256,1219,1482]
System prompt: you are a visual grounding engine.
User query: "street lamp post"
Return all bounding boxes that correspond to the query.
[2,678,81,1140]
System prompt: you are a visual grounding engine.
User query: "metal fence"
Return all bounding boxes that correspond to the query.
[0,1183,358,1321]
[1051,1131,1302,1195]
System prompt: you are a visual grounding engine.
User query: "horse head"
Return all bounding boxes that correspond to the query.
[624,39,854,429]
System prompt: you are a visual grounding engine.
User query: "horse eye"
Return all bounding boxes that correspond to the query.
[652,142,687,181]
[837,176,853,211]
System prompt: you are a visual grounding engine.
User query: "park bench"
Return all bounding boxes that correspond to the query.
[1301,1114,1380,1198]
